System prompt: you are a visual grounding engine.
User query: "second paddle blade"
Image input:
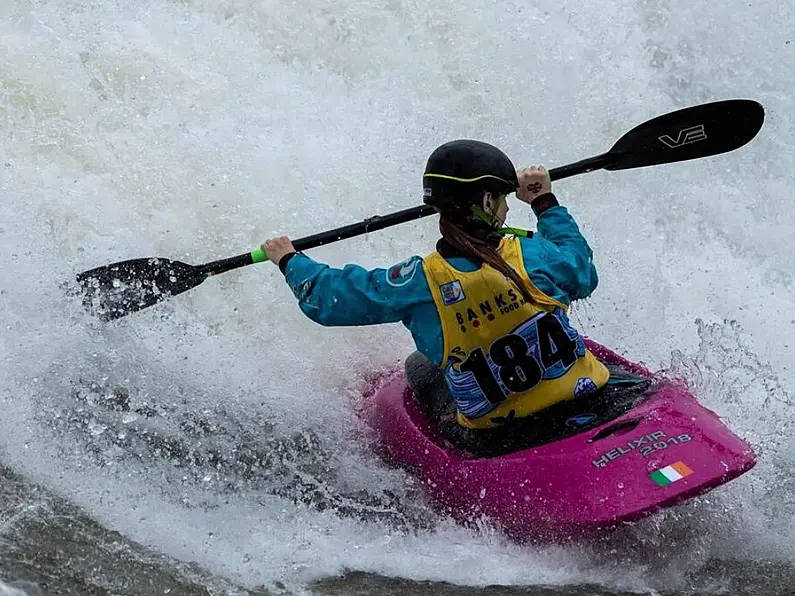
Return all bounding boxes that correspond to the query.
[76,257,207,321]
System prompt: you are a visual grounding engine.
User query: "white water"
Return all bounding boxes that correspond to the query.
[1,0,794,592]
[0,580,39,596]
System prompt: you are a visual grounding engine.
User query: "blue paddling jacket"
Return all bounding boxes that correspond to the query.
[279,199,598,367]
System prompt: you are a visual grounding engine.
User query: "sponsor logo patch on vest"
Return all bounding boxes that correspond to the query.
[574,377,598,398]
[439,280,465,305]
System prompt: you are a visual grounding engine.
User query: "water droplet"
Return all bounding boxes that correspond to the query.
[88,421,107,436]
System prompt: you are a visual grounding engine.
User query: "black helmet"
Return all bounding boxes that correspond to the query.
[422,140,518,211]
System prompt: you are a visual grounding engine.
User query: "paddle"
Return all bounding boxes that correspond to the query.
[76,99,764,321]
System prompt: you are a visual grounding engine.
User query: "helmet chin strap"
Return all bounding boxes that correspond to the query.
[470,206,531,239]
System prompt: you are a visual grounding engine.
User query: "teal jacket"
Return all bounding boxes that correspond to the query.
[282,203,597,366]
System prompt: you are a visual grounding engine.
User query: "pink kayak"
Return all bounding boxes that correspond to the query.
[359,339,756,543]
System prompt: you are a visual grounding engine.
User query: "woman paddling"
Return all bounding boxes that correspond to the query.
[262,140,634,451]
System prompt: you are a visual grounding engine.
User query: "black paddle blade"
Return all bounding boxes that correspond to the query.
[607,99,765,170]
[76,258,208,321]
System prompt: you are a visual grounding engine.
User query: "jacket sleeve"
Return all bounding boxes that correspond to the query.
[281,253,429,326]
[533,204,599,301]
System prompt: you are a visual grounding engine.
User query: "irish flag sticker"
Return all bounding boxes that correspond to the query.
[649,461,694,487]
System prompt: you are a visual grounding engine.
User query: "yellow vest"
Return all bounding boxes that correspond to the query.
[422,237,609,429]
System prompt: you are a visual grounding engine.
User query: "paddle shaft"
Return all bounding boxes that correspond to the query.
[200,152,613,277]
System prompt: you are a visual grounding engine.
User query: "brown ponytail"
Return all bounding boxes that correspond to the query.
[438,217,536,304]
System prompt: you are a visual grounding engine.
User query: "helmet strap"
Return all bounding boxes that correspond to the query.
[470,205,501,229]
[470,206,531,238]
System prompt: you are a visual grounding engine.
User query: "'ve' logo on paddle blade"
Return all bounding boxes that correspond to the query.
[659,125,707,148]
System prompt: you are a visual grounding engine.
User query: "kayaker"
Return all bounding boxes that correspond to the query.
[263,140,617,448]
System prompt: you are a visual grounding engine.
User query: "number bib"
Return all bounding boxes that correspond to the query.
[422,238,610,428]
[446,309,586,419]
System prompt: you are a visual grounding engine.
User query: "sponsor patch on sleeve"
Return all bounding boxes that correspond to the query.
[385,256,420,287]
